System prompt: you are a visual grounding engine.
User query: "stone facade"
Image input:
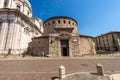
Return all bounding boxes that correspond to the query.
[80,35,96,55]
[95,32,120,52]
[29,36,49,56]
[29,16,96,57]
[0,0,43,55]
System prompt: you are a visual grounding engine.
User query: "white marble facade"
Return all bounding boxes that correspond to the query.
[0,0,43,54]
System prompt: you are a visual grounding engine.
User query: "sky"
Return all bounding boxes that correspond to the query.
[29,0,120,37]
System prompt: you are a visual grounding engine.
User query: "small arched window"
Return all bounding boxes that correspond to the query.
[63,20,66,24]
[24,27,30,35]
[72,22,74,25]
[68,21,71,24]
[53,21,55,24]
[58,20,60,24]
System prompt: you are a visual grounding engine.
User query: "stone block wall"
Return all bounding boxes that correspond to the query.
[29,37,49,56]
[80,36,96,55]
[43,16,78,35]
[69,36,81,57]
[49,36,59,56]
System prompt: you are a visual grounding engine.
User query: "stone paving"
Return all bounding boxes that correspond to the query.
[0,53,120,60]
[61,73,110,80]
[0,54,120,80]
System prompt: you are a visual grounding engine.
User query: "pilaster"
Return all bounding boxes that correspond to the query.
[0,21,9,50]
[5,20,14,49]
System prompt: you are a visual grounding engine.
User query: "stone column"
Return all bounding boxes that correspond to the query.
[69,39,72,57]
[59,65,66,79]
[96,64,104,76]
[58,40,61,57]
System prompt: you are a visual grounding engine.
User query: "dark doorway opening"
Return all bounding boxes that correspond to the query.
[61,40,69,56]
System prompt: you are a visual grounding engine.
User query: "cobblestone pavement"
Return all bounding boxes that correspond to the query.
[0,58,120,80]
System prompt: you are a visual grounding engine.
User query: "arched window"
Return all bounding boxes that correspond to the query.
[58,20,60,24]
[53,21,55,24]
[63,20,66,24]
[24,27,30,35]
[72,22,74,25]
[68,21,71,24]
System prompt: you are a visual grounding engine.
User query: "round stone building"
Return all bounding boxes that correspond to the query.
[29,16,96,57]
[43,16,78,35]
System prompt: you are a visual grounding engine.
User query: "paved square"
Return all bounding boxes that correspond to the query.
[0,56,120,80]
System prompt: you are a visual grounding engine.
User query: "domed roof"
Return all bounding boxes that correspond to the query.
[24,0,31,8]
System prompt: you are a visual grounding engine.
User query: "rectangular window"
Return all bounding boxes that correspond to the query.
[4,0,9,7]
[24,27,30,35]
[17,5,21,11]
[4,2,7,7]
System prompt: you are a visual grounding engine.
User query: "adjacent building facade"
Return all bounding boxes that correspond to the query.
[0,0,43,55]
[29,16,96,57]
[95,32,120,52]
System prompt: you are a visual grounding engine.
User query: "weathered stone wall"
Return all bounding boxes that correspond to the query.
[80,36,96,55]
[43,16,78,35]
[29,37,49,56]
[29,16,96,57]
[69,36,81,57]
[49,36,59,56]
